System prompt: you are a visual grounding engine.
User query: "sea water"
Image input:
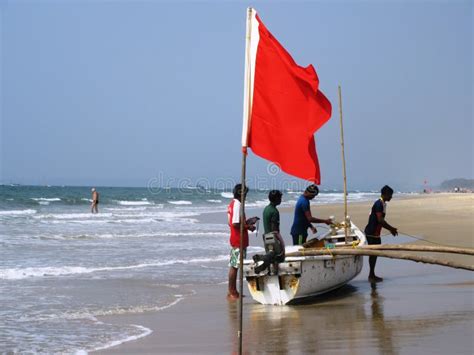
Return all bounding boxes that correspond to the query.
[0,185,381,353]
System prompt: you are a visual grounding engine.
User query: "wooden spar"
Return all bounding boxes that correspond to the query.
[238,7,254,355]
[338,85,349,243]
[286,248,474,271]
[359,244,474,255]
[301,242,474,255]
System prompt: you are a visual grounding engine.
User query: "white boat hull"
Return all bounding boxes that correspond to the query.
[243,222,366,305]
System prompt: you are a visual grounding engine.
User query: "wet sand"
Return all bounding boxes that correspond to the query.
[97,193,473,354]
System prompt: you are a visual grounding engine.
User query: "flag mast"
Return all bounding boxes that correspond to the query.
[338,85,350,243]
[238,7,254,354]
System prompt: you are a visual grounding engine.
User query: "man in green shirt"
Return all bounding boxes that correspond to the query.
[254,190,285,274]
[263,190,282,234]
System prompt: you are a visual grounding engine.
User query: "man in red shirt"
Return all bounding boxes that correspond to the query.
[227,184,257,300]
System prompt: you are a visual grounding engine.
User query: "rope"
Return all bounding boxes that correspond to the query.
[325,245,335,258]
[366,231,466,249]
[398,230,466,249]
[303,220,466,251]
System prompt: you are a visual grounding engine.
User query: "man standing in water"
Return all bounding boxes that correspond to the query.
[365,185,398,283]
[227,184,257,300]
[291,185,332,245]
[91,188,99,214]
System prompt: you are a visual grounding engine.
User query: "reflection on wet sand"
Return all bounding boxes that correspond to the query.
[370,283,396,355]
[227,282,473,354]
[228,285,367,354]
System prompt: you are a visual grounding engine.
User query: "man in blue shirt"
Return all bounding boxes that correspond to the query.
[291,185,332,245]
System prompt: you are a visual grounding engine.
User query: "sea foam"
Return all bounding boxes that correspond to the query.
[0,255,229,280]
[31,198,61,202]
[0,209,37,216]
[117,200,152,206]
[168,200,192,205]
[220,192,233,199]
[88,325,153,353]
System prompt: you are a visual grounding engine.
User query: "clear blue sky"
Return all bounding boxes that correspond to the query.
[1,0,472,191]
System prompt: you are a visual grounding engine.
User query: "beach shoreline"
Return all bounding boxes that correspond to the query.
[95,193,473,354]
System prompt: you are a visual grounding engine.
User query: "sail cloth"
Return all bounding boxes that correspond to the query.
[241,10,332,184]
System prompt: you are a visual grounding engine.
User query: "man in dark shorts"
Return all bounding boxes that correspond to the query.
[290,185,332,245]
[254,190,285,274]
[91,188,99,214]
[364,185,398,283]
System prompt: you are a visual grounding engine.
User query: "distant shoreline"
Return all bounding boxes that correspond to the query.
[3,182,469,193]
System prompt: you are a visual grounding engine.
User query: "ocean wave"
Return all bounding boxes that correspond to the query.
[95,218,162,225]
[38,231,227,240]
[117,200,152,206]
[33,210,197,223]
[153,211,201,219]
[156,231,227,237]
[206,199,222,203]
[314,192,379,204]
[44,294,189,323]
[90,295,186,318]
[31,198,61,202]
[247,246,265,253]
[168,200,192,205]
[34,212,113,220]
[0,209,37,216]
[41,219,114,225]
[0,255,229,280]
[246,200,269,208]
[89,325,153,353]
[17,285,191,322]
[104,206,150,211]
[39,233,118,240]
[220,192,233,199]
[106,211,196,220]
[36,215,200,226]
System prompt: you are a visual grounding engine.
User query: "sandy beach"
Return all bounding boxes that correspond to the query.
[96,193,473,354]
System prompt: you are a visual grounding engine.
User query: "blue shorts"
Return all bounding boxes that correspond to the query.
[291,234,308,246]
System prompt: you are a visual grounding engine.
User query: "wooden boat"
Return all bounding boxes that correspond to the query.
[243,220,367,305]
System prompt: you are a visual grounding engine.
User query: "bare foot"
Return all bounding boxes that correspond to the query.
[368,275,383,283]
[227,292,246,301]
[227,292,240,301]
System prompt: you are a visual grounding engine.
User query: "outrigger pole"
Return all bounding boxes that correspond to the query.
[238,7,254,355]
[287,247,474,272]
[338,85,350,243]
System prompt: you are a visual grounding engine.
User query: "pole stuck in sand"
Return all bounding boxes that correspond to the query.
[237,7,255,355]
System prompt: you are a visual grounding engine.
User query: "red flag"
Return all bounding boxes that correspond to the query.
[242,11,332,183]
